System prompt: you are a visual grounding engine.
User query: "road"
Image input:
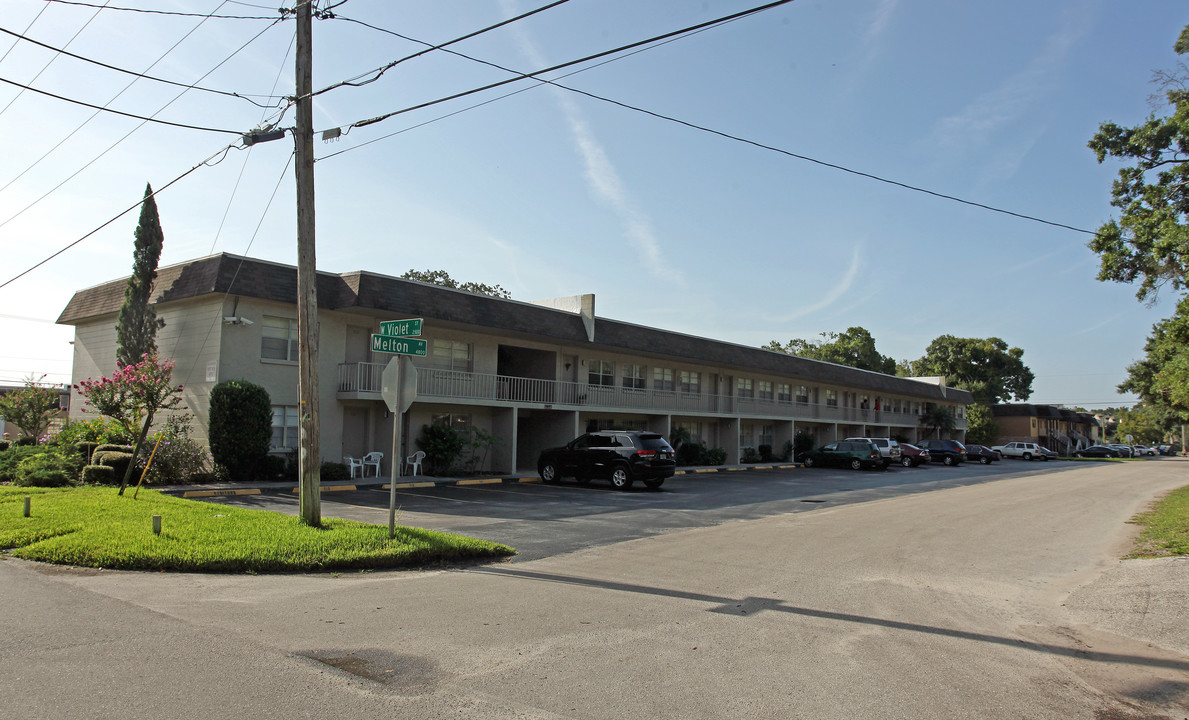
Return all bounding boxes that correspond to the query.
[2,459,1187,719]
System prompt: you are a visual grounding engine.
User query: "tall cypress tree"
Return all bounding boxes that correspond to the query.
[116,183,166,367]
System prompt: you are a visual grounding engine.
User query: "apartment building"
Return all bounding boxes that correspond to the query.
[991,404,1101,454]
[57,253,971,475]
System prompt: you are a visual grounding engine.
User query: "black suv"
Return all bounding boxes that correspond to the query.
[537,431,676,490]
[916,439,967,465]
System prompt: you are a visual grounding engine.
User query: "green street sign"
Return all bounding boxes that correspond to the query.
[379,318,423,337]
[371,334,427,356]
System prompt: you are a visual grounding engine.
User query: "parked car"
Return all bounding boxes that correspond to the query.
[843,437,901,467]
[993,441,1047,461]
[1073,445,1121,458]
[1158,445,1174,456]
[1107,444,1134,458]
[898,443,930,467]
[537,431,676,490]
[1038,446,1059,460]
[801,440,884,470]
[963,444,998,464]
[1132,444,1157,456]
[916,439,967,465]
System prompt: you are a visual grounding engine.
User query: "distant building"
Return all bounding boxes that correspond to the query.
[991,404,1101,454]
[58,253,974,474]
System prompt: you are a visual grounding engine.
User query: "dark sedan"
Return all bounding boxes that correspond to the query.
[1073,445,1122,458]
[963,444,999,464]
[898,443,930,467]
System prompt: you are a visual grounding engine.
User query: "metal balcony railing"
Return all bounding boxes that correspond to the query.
[336,362,966,428]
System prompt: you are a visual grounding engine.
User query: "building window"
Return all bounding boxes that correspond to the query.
[589,359,615,386]
[736,378,754,398]
[586,418,646,432]
[825,389,838,407]
[271,405,298,449]
[425,339,472,372]
[759,424,774,447]
[432,413,472,428]
[796,385,810,405]
[653,367,674,392]
[680,370,701,394]
[739,422,755,449]
[621,363,646,390]
[261,316,298,362]
[757,380,773,400]
[777,383,791,402]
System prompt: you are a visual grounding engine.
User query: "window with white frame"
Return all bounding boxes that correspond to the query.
[736,378,754,398]
[680,370,701,394]
[759,424,774,447]
[271,405,298,449]
[653,367,675,391]
[261,316,298,362]
[796,385,810,404]
[589,359,615,386]
[621,363,646,390]
[777,383,792,402]
[425,339,472,372]
[825,389,838,407]
[757,380,773,400]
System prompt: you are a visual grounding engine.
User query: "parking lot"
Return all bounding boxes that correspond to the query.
[206,458,1103,561]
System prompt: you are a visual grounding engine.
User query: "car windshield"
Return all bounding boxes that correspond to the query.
[638,435,672,451]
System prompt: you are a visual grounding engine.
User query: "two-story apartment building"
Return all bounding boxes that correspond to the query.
[991,404,1101,454]
[57,253,971,475]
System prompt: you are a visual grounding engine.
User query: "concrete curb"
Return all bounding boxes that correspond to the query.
[159,463,802,497]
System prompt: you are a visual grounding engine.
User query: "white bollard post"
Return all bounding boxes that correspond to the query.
[152,515,162,535]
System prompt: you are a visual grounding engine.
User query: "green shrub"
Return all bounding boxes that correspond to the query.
[320,461,351,482]
[94,451,138,484]
[14,436,37,447]
[741,447,761,463]
[81,465,117,484]
[676,441,709,466]
[416,424,465,475]
[95,444,134,454]
[705,447,727,466]
[49,417,134,447]
[781,440,793,461]
[758,444,774,462]
[141,415,211,485]
[0,440,8,452]
[793,429,815,461]
[0,445,44,482]
[261,454,288,481]
[208,380,272,481]
[14,451,77,487]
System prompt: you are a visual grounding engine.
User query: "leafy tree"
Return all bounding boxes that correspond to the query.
[208,380,272,481]
[0,376,60,441]
[1115,404,1167,444]
[400,269,512,299]
[963,403,1000,446]
[116,184,166,368]
[765,327,896,374]
[75,354,184,494]
[911,335,1034,404]
[416,423,466,475]
[1119,294,1189,420]
[919,405,956,440]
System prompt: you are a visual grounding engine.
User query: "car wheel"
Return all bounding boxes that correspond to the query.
[981,456,992,465]
[943,455,955,466]
[539,462,559,484]
[804,456,815,468]
[609,465,633,490]
[850,458,863,470]
[643,478,664,491]
[1022,453,1032,461]
[901,456,913,468]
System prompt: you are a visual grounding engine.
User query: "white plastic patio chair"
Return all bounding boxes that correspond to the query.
[362,451,383,477]
[405,451,425,476]
[343,456,363,479]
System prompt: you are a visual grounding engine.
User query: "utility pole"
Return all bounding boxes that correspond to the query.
[295,0,320,525]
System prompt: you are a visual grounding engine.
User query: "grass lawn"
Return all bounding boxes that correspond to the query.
[0,486,514,572]
[1127,484,1189,558]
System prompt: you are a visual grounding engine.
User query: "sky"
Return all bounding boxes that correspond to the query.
[0,0,1185,410]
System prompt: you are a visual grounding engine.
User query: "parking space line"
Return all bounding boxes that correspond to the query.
[182,488,261,498]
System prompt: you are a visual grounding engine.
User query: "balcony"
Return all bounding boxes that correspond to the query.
[336,362,964,429]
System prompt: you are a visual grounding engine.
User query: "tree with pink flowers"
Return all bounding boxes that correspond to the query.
[75,353,183,494]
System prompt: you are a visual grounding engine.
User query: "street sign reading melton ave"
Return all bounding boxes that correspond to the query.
[378,318,423,337]
[371,334,427,356]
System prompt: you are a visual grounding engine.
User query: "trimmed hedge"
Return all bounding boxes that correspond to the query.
[93,451,138,484]
[208,380,272,481]
[81,465,117,484]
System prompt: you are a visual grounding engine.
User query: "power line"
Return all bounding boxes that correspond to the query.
[0,141,242,290]
[0,0,108,120]
[339,0,797,132]
[0,75,243,133]
[0,16,283,232]
[0,25,288,107]
[0,1,49,66]
[327,8,1095,236]
[38,0,285,20]
[309,0,574,100]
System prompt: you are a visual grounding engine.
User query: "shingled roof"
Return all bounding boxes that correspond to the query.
[58,253,971,404]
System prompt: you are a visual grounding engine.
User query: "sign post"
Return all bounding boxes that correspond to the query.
[375,318,423,539]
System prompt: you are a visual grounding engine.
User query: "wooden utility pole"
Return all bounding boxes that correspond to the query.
[295,0,320,525]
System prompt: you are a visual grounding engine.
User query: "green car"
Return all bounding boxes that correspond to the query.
[801,440,884,470]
